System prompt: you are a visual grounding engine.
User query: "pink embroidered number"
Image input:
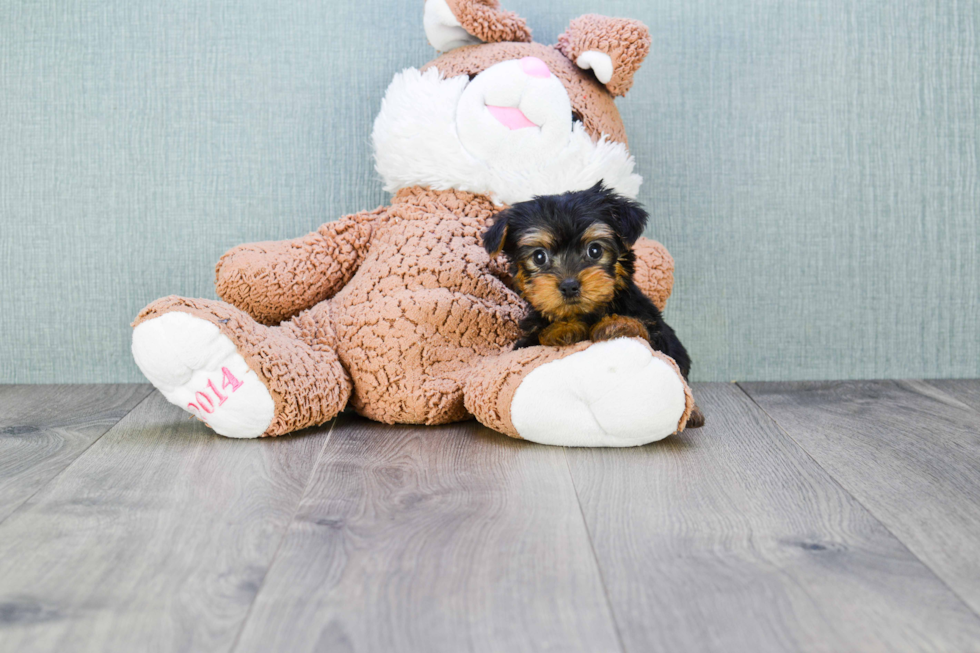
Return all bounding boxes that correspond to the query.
[206,379,227,406]
[187,367,244,418]
[222,366,243,392]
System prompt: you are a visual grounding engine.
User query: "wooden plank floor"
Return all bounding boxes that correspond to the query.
[743,380,980,617]
[1,381,979,653]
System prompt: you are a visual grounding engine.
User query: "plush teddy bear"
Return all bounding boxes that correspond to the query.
[131,0,695,446]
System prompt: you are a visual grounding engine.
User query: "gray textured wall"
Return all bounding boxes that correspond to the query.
[1,0,977,383]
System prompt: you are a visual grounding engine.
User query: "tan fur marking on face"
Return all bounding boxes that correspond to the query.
[519,267,616,321]
[582,223,614,244]
[578,267,616,310]
[522,274,567,319]
[517,228,555,250]
[614,261,630,290]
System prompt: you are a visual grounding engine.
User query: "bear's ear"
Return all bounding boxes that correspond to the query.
[424,0,531,53]
[556,14,651,97]
[482,209,511,257]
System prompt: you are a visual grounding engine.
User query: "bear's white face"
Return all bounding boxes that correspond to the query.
[455,58,574,170]
[372,60,641,206]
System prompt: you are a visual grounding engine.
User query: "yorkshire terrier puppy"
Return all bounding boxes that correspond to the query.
[483,182,704,427]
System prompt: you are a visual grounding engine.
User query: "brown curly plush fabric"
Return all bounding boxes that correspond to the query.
[445,0,532,44]
[557,14,651,97]
[631,237,674,311]
[328,187,527,425]
[215,207,383,325]
[424,42,628,145]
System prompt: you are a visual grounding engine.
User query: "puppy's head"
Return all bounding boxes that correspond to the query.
[483,182,648,321]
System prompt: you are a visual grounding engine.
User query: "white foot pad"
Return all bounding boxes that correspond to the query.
[132,312,275,438]
[510,338,688,447]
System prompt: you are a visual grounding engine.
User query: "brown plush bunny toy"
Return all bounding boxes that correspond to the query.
[132,0,695,446]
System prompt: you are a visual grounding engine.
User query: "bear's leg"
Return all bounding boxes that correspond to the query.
[132,296,351,438]
[463,338,694,447]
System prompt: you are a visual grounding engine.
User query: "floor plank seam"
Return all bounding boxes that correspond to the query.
[0,385,156,530]
[561,448,629,653]
[227,418,339,653]
[734,381,980,625]
[920,380,980,418]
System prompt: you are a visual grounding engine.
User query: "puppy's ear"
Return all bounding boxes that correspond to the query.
[603,190,648,244]
[482,210,511,256]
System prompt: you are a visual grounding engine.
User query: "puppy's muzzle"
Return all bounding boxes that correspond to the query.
[559,278,581,299]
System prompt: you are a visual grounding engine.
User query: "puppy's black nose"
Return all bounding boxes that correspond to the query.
[559,278,581,299]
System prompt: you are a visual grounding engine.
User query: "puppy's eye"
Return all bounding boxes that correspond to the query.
[531,249,549,266]
[587,243,603,260]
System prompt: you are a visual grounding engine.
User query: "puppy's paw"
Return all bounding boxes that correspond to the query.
[590,315,649,342]
[686,404,706,429]
[539,320,590,347]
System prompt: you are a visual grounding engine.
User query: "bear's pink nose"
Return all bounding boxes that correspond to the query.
[520,56,551,78]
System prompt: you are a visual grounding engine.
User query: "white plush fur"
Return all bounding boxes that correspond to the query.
[510,339,688,447]
[423,0,482,52]
[372,66,641,206]
[132,312,275,439]
[576,51,614,84]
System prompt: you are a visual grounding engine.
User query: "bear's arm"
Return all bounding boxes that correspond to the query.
[214,207,384,325]
[632,237,674,312]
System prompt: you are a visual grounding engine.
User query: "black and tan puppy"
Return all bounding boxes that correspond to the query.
[483,182,704,427]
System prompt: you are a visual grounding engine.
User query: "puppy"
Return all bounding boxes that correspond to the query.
[483,182,704,428]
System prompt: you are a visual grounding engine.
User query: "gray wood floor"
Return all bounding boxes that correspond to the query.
[1,381,979,653]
